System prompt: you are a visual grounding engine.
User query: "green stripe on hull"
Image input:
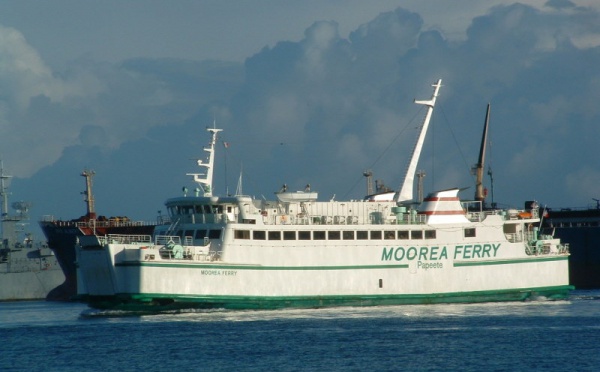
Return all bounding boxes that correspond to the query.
[85,285,574,312]
[115,255,567,271]
[454,255,569,267]
[116,262,409,270]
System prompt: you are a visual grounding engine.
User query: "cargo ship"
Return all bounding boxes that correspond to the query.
[0,163,64,301]
[543,202,600,289]
[74,79,572,311]
[39,170,155,301]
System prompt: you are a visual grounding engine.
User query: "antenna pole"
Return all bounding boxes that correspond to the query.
[187,127,222,196]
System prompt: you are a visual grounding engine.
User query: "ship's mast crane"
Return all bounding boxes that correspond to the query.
[81,169,96,219]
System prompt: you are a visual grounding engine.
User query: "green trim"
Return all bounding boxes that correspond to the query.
[84,285,574,312]
[116,255,568,270]
[116,262,409,270]
[454,255,569,267]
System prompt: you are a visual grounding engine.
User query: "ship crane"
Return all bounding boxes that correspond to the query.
[81,169,96,219]
[473,104,490,207]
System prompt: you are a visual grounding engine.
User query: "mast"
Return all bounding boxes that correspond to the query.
[363,170,374,196]
[81,169,96,219]
[235,166,243,196]
[416,170,426,203]
[395,79,442,204]
[0,161,11,219]
[474,104,490,203]
[0,162,30,245]
[0,162,11,244]
[187,126,222,196]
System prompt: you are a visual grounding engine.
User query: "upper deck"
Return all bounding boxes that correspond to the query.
[159,193,539,228]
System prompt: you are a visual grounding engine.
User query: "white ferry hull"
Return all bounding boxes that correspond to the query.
[77,234,571,310]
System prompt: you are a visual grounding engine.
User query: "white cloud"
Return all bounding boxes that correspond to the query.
[0,23,243,177]
[5,1,600,221]
[0,24,64,108]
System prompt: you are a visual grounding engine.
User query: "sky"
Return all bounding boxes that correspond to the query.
[1,0,600,236]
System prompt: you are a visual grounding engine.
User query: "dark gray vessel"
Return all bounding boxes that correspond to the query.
[543,201,600,289]
[39,170,156,300]
[0,163,64,301]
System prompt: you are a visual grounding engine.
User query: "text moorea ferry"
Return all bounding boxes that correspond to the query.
[76,79,572,310]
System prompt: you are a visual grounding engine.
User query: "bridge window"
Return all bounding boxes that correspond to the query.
[283,231,296,240]
[357,231,368,240]
[384,231,395,240]
[268,231,281,240]
[298,231,311,240]
[343,231,355,240]
[328,231,341,240]
[411,230,423,239]
[425,230,436,239]
[370,231,382,239]
[234,230,250,239]
[253,230,266,240]
[313,231,326,240]
[208,230,221,239]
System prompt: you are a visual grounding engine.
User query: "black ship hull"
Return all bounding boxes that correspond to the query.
[545,208,600,289]
[39,219,155,300]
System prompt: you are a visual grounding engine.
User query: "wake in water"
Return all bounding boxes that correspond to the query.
[78,294,574,323]
[79,306,229,319]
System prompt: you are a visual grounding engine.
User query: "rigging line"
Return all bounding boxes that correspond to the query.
[341,106,427,199]
[431,110,435,191]
[223,139,330,147]
[214,140,269,197]
[222,139,229,196]
[438,102,474,183]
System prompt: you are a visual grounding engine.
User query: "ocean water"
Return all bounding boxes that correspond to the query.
[1,291,599,371]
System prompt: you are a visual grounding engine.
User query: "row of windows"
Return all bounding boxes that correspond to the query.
[169,204,232,216]
[166,227,476,242]
[168,229,222,240]
[234,229,447,241]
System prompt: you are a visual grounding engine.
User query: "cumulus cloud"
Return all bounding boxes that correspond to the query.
[0,25,64,108]
[227,3,600,207]
[0,23,243,178]
[7,1,600,220]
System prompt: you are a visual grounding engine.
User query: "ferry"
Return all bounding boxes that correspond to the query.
[75,79,572,310]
